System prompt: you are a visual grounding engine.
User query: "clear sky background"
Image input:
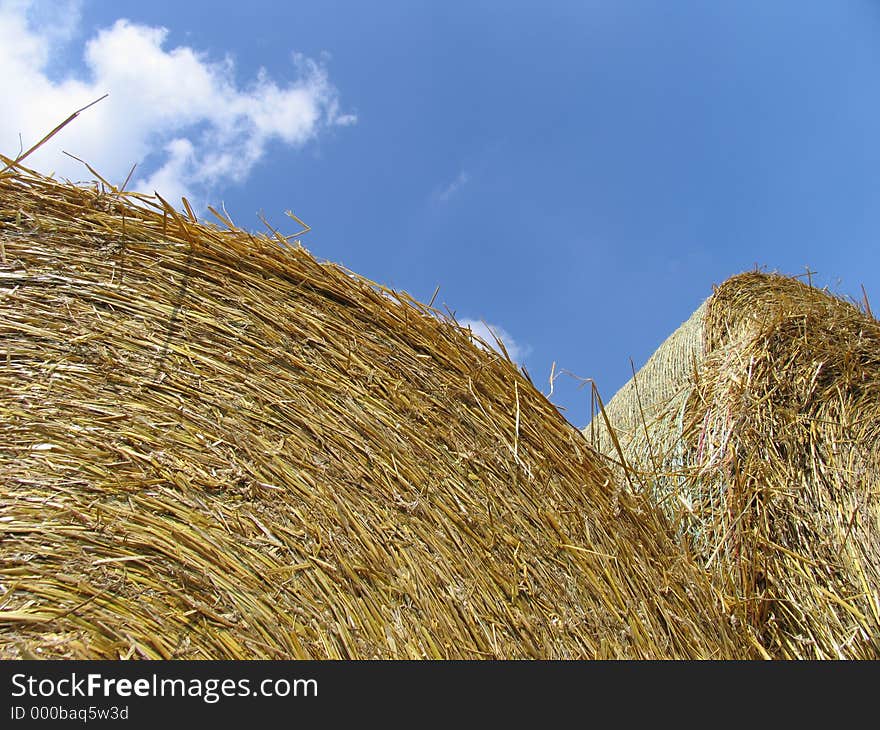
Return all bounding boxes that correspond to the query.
[4,1,879,427]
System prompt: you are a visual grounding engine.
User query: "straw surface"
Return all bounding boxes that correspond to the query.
[585,301,707,454]
[586,272,880,658]
[0,161,753,659]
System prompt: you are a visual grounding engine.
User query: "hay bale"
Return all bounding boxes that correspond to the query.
[0,161,752,659]
[586,272,880,658]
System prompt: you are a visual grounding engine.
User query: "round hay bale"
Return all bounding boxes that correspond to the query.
[586,272,880,658]
[0,161,751,659]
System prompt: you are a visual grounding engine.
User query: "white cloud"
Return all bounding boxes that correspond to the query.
[9,0,81,49]
[334,113,358,127]
[0,1,355,208]
[435,170,469,202]
[459,318,531,364]
[138,138,196,208]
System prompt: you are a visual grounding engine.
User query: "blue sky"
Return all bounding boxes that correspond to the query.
[5,1,880,426]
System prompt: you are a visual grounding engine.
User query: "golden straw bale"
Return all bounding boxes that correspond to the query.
[0,161,752,659]
[587,272,880,658]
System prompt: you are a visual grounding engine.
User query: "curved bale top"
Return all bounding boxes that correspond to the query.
[585,272,880,658]
[0,162,752,660]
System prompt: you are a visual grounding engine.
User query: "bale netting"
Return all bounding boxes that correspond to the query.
[0,162,753,659]
[585,272,880,659]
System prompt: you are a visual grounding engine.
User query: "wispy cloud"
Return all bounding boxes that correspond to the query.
[0,0,356,208]
[434,170,469,203]
[459,318,531,364]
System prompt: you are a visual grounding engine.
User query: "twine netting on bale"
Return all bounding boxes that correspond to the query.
[0,160,753,659]
[584,301,707,457]
[585,272,880,659]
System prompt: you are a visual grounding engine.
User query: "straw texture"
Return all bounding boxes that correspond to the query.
[586,272,880,658]
[0,160,753,659]
[585,301,707,454]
